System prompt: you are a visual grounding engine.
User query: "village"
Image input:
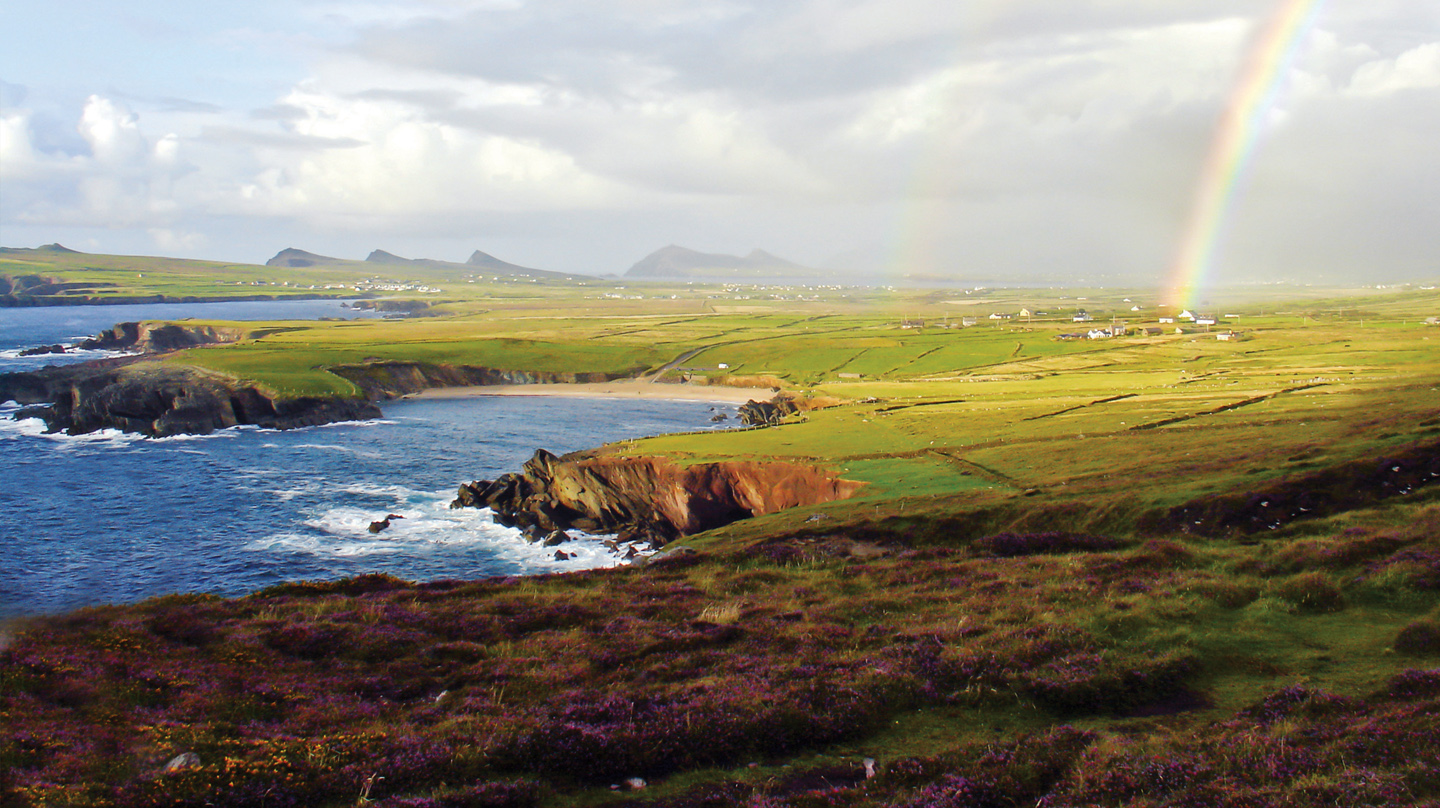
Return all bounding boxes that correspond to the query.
[898,305,1249,342]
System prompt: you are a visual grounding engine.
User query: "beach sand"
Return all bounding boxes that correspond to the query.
[409,380,770,404]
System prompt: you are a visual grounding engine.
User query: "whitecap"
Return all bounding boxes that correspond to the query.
[339,482,432,499]
[252,494,653,570]
[292,443,385,458]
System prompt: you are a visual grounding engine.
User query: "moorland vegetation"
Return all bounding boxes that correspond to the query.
[4,248,1440,806]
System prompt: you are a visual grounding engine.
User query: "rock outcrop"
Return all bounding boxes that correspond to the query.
[0,361,380,437]
[331,362,643,399]
[452,449,865,544]
[738,392,843,426]
[79,322,253,353]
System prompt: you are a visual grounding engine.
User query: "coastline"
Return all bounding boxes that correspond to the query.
[409,380,767,403]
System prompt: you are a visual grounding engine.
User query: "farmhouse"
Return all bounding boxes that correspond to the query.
[1195,315,1219,326]
[961,316,978,327]
[1142,327,1163,336]
[1073,311,1093,322]
[1216,331,1249,342]
[1159,317,1175,324]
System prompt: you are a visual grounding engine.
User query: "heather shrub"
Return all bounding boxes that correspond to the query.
[1272,572,1346,613]
[973,532,1126,558]
[371,779,545,808]
[1186,579,1260,608]
[1349,563,1433,607]
[887,726,1095,808]
[1265,534,1408,574]
[1019,651,1197,716]
[1380,668,1440,700]
[1394,619,1440,656]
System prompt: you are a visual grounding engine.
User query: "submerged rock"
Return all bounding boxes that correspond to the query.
[18,344,67,356]
[368,515,403,534]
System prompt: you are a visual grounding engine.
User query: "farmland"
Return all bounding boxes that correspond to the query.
[5,250,1440,806]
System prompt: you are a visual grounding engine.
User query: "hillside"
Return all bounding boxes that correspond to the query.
[625,244,827,279]
[5,277,1440,806]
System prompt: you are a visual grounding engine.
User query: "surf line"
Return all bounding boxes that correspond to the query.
[1165,0,1327,310]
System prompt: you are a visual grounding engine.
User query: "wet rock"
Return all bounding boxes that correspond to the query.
[368,514,404,533]
[18,344,67,356]
[543,530,572,547]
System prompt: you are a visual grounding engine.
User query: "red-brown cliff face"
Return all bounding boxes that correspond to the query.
[452,450,865,543]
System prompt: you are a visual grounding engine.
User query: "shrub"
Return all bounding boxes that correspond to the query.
[973,532,1125,558]
[1187,580,1260,609]
[1394,620,1440,656]
[1273,572,1345,613]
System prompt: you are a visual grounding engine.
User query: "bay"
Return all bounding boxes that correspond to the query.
[0,303,737,617]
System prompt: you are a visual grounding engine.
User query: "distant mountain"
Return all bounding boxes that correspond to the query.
[365,249,410,264]
[0,243,85,257]
[267,247,589,280]
[624,245,821,279]
[466,249,567,280]
[266,248,344,268]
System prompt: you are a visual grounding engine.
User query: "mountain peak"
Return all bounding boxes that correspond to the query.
[625,245,813,278]
[366,250,409,264]
[266,248,341,268]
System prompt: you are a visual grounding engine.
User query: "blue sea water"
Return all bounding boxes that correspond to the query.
[0,301,737,617]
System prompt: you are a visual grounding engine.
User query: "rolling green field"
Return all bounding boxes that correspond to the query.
[7,253,1440,806]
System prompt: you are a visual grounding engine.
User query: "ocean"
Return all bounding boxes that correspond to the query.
[0,301,738,617]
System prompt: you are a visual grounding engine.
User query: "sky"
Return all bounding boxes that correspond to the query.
[1,0,1437,285]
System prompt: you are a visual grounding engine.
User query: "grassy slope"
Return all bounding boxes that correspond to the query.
[6,259,1440,805]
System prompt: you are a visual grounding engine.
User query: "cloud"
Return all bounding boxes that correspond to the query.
[5,1,1439,281]
[1347,42,1440,96]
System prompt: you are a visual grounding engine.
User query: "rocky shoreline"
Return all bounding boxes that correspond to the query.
[451,448,864,545]
[0,360,380,437]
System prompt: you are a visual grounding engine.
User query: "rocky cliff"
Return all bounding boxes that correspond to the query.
[452,449,865,544]
[331,362,642,399]
[79,322,254,353]
[1,361,379,437]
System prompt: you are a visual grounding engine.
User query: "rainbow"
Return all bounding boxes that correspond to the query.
[1165,0,1327,308]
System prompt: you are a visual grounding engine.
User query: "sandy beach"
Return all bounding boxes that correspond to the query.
[409,380,770,404]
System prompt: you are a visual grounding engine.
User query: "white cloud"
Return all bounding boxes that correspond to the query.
[5,1,1439,281]
[0,110,41,179]
[226,88,631,221]
[1347,42,1440,96]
